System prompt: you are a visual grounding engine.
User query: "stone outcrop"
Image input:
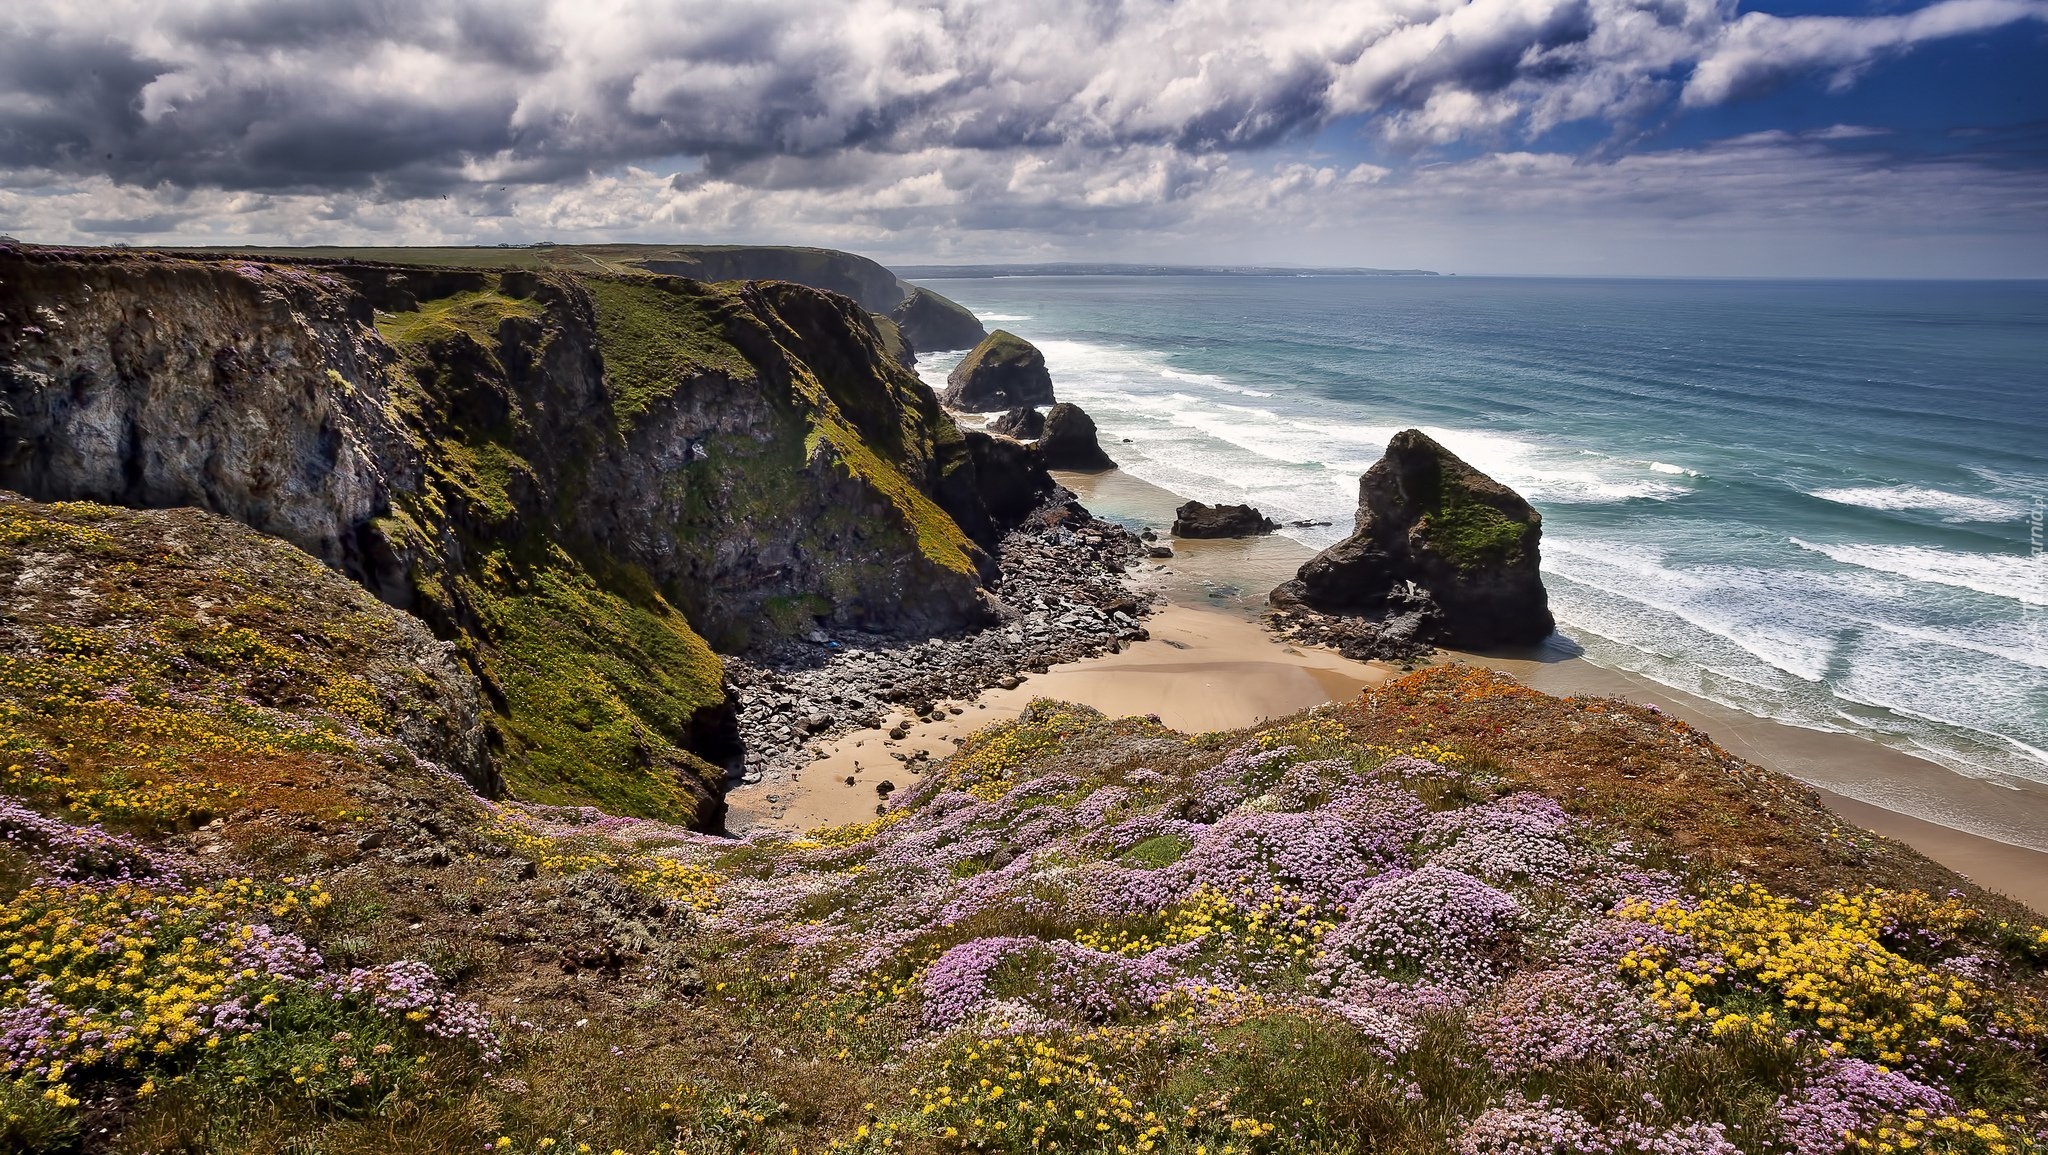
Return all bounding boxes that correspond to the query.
[943,330,1054,412]
[1039,402,1115,471]
[0,244,1022,825]
[889,285,987,352]
[989,407,1045,440]
[1172,501,1279,538]
[1270,428,1553,648]
[962,429,1058,528]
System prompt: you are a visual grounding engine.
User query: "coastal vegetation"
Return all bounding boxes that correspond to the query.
[4,487,2044,1152]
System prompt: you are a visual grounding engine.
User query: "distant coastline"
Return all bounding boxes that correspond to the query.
[897,262,1440,278]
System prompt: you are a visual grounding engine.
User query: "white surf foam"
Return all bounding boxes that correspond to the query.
[1791,538,2048,606]
[1809,485,2025,523]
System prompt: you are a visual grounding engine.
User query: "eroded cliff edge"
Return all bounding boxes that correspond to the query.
[0,245,1012,826]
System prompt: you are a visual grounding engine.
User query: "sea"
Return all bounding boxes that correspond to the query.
[910,275,2048,793]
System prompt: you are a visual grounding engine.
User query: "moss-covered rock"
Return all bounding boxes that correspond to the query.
[942,330,1055,412]
[1271,428,1554,647]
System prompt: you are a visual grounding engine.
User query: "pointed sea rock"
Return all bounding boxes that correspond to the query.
[1270,429,1554,648]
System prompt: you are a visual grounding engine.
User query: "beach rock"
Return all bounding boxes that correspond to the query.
[989,407,1046,439]
[943,330,1055,412]
[1270,428,1553,648]
[1038,403,1116,471]
[890,285,987,352]
[1147,545,1174,559]
[1172,501,1279,538]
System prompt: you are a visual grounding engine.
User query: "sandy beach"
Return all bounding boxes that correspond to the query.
[728,466,2048,913]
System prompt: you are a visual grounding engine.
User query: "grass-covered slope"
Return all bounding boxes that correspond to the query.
[3,244,1003,825]
[447,669,2045,1155]
[4,563,2046,1155]
[0,494,491,829]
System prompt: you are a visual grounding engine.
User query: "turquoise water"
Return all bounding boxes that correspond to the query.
[913,276,2048,790]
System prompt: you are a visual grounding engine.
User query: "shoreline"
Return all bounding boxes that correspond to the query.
[728,466,2048,913]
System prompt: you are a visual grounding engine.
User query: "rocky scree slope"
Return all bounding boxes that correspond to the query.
[0,245,1023,825]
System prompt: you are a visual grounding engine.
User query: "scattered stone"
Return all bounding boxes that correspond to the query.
[876,780,896,795]
[1147,545,1174,559]
[724,491,1156,785]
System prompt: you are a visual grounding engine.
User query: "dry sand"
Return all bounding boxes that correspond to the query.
[724,603,1398,836]
[726,466,2048,913]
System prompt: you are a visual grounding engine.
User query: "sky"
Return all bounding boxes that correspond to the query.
[1,0,2044,276]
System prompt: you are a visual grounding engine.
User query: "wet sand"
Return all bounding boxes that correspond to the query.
[727,465,2048,912]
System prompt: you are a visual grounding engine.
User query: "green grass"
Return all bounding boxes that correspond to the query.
[373,287,542,348]
[1412,461,1535,571]
[582,276,755,430]
[468,546,726,824]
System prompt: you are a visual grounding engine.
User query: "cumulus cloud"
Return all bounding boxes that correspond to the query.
[2,0,2039,198]
[0,0,2041,272]
[1685,0,2048,104]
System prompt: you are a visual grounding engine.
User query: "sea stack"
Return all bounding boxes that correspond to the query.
[1173,501,1279,538]
[943,330,1055,412]
[1270,429,1553,648]
[1038,403,1115,471]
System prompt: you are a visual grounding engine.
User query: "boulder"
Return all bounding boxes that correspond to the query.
[1172,501,1279,538]
[943,330,1055,412]
[890,285,988,352]
[989,407,1045,440]
[1270,428,1554,648]
[1038,402,1115,471]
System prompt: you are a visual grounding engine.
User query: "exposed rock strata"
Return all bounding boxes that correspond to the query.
[1270,428,1554,648]
[1172,501,1279,538]
[942,330,1054,412]
[961,429,1059,528]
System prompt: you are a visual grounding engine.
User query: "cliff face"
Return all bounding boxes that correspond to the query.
[0,245,1001,824]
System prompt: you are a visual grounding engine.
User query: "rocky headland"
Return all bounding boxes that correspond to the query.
[0,244,1125,828]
